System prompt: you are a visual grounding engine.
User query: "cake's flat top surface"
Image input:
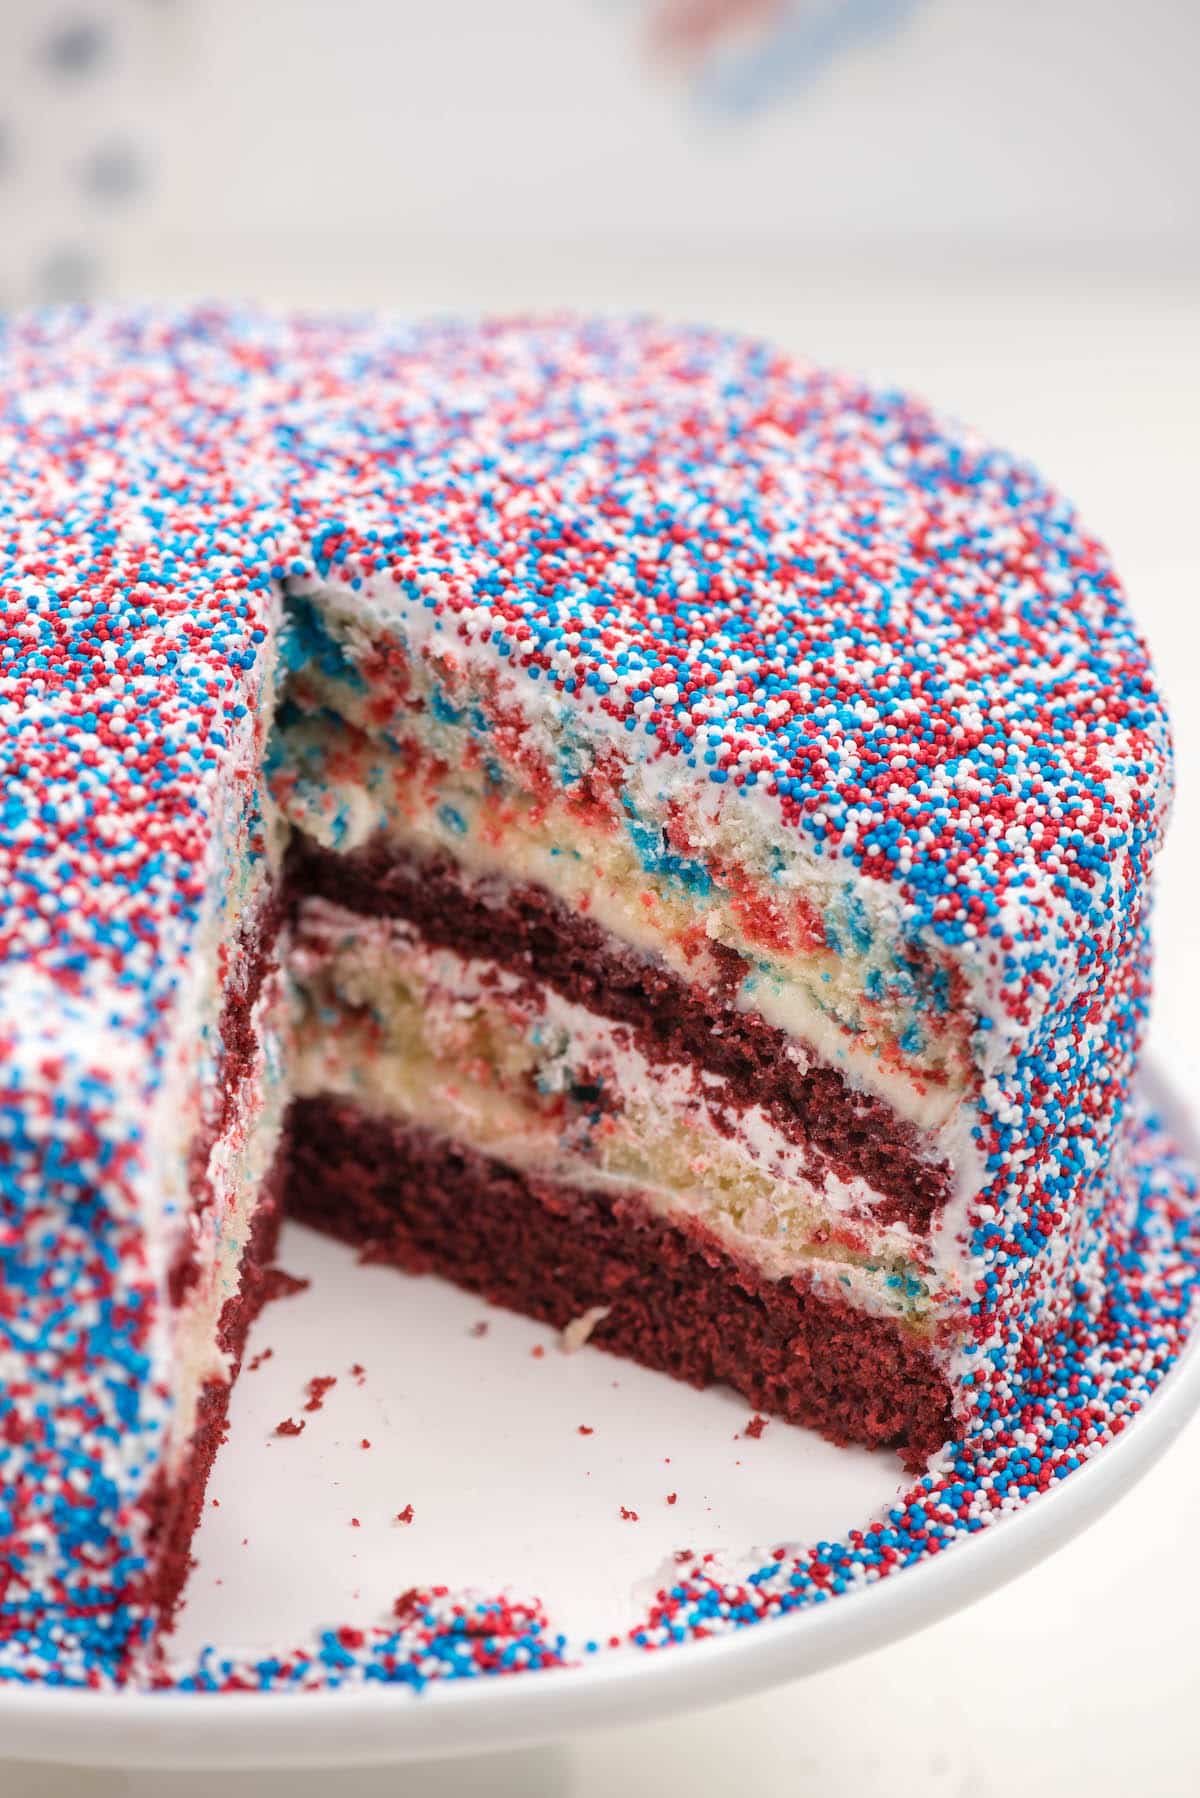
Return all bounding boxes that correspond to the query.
[0,308,1172,1050]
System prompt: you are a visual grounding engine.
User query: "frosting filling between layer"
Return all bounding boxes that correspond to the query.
[289,897,963,1329]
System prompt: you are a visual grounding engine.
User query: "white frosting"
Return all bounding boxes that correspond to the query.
[560,1307,612,1353]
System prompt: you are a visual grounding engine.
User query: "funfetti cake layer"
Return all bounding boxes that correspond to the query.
[0,309,1175,1689]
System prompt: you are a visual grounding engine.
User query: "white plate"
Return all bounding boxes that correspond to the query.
[4,1067,1199,1769]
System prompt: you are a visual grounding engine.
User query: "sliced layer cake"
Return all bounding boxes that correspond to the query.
[0,310,1171,1685]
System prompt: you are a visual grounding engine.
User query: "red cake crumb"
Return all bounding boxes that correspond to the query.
[392,1588,422,1622]
[351,1517,361,1528]
[360,1438,371,1449]
[396,1504,415,1525]
[349,1362,366,1382]
[666,1492,677,1505]
[274,1417,305,1437]
[246,1347,273,1373]
[743,1414,768,1439]
[303,1375,337,1412]
[620,1506,639,1521]
[578,1425,594,1436]
[530,1344,545,1358]
[261,1266,310,1304]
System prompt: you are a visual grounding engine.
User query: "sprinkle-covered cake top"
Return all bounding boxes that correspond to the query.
[0,307,1170,1060]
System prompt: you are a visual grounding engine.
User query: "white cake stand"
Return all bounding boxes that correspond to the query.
[3,1067,1198,1770]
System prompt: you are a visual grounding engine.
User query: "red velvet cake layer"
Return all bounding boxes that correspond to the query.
[146,894,289,1634]
[286,1094,954,1468]
[170,888,286,1310]
[285,837,953,1234]
[143,1140,287,1634]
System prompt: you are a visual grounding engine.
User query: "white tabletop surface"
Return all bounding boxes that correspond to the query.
[2,263,1198,1798]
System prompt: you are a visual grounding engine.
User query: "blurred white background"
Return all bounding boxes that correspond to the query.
[1,4,1198,1794]
[2,0,1199,299]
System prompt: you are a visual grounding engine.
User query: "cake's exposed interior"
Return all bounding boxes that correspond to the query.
[150,580,981,1630]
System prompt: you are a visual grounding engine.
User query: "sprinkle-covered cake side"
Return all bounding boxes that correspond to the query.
[0,309,289,1682]
[0,307,1177,1687]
